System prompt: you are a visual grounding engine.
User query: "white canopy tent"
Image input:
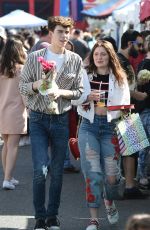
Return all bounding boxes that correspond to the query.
[0,10,47,29]
[112,0,140,28]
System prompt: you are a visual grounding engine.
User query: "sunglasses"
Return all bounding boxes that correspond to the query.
[131,41,143,47]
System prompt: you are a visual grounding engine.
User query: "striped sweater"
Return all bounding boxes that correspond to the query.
[19,48,83,114]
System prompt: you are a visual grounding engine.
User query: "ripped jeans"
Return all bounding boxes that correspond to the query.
[78,115,120,208]
[29,110,69,219]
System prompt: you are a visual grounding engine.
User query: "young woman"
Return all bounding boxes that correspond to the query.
[0,38,27,190]
[73,40,130,230]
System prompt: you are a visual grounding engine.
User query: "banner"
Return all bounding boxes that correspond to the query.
[54,0,69,16]
[70,0,83,21]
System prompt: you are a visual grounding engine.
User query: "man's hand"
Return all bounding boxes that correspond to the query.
[131,90,147,101]
[48,89,74,100]
[32,80,42,91]
[48,89,62,100]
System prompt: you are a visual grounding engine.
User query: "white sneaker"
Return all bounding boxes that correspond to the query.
[3,180,15,190]
[11,178,19,186]
[19,137,26,146]
[139,178,149,186]
[86,219,99,230]
[104,200,119,224]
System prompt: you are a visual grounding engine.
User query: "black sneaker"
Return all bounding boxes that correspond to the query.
[46,217,60,230]
[34,218,47,230]
[124,187,149,199]
[64,165,80,174]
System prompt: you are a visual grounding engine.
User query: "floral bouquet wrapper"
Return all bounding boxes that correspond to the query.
[38,56,58,113]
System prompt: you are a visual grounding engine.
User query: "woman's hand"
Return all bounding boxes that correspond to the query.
[87,90,100,102]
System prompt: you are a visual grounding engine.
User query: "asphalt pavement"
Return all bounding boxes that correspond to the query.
[0,144,150,230]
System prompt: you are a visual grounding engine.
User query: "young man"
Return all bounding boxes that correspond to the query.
[19,16,83,230]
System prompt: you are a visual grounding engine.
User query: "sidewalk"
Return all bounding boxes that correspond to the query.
[0,144,150,230]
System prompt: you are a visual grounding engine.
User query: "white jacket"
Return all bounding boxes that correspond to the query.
[72,70,130,123]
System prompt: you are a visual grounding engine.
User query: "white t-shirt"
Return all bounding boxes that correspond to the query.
[46,49,65,72]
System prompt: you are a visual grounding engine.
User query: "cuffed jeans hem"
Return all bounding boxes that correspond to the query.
[87,203,100,208]
[46,215,57,219]
[35,214,46,220]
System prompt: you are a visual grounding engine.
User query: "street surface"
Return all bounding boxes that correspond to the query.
[0,144,150,230]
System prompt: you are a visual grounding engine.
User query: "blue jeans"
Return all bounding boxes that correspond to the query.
[29,110,69,219]
[138,109,150,179]
[78,115,120,208]
[64,146,72,168]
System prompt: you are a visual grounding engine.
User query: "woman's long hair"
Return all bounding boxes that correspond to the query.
[0,38,26,78]
[86,40,126,85]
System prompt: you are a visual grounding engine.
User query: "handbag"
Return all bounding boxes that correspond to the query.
[68,116,81,160]
[104,177,125,200]
[116,112,150,156]
[68,138,80,160]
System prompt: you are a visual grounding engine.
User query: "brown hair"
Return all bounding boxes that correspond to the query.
[0,38,26,78]
[86,40,126,85]
[48,16,74,31]
[125,214,150,230]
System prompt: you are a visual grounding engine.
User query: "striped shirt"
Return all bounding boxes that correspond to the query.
[19,48,83,114]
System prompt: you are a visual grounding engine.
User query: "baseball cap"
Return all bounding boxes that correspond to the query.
[0,26,7,39]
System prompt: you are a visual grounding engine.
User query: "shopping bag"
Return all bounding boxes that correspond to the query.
[116,113,149,156]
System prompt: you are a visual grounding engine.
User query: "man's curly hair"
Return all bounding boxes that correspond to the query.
[48,16,74,31]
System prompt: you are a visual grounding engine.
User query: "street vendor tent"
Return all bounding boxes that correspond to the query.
[81,0,139,18]
[112,0,140,24]
[140,0,150,22]
[0,10,47,29]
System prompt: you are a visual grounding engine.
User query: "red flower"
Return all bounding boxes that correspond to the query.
[86,186,91,193]
[87,193,95,202]
[86,178,90,184]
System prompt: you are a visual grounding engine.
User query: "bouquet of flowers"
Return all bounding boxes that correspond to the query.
[38,56,58,113]
[137,69,150,85]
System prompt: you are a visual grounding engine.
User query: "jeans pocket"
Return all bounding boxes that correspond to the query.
[58,112,69,125]
[29,111,43,122]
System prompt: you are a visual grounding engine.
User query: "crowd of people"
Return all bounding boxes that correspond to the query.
[0,15,150,230]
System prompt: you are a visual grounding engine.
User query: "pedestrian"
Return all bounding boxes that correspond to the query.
[19,16,83,230]
[125,214,150,230]
[64,40,80,173]
[30,26,51,53]
[0,38,27,190]
[118,30,148,199]
[136,34,150,189]
[71,29,90,60]
[73,40,130,230]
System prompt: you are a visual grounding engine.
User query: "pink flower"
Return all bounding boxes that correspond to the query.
[38,56,56,73]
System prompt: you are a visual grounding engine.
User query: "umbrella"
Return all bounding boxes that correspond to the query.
[140,0,150,23]
[0,9,47,29]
